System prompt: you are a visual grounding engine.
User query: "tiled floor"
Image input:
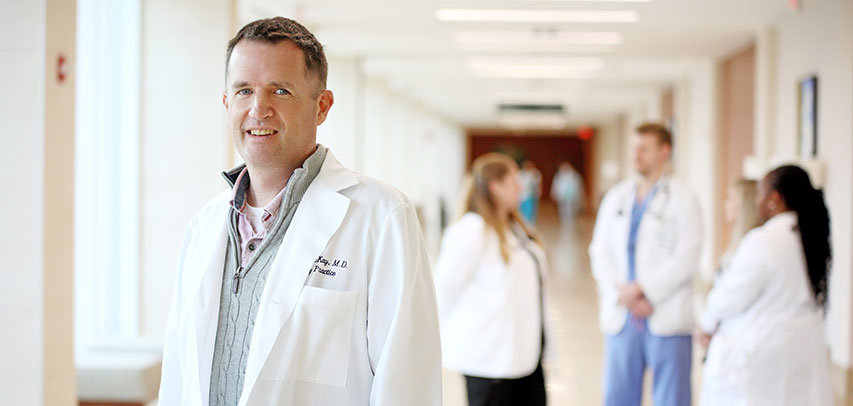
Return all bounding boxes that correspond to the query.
[441,203,704,405]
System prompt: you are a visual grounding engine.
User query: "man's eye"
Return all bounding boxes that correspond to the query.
[274,88,290,95]
[237,89,251,96]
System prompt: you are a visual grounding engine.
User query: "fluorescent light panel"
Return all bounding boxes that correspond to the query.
[467,56,603,78]
[498,114,569,130]
[457,43,617,53]
[515,0,650,2]
[436,9,640,23]
[489,88,588,100]
[468,56,605,69]
[470,68,598,79]
[454,30,624,45]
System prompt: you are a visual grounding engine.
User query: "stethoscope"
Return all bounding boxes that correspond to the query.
[615,178,672,221]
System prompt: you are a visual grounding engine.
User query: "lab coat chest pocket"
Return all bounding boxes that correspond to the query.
[645,215,677,254]
[259,286,358,387]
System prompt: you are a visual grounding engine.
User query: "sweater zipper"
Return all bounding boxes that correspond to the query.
[232,266,244,295]
[228,210,244,295]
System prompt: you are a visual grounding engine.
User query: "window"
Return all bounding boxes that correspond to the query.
[74,0,141,352]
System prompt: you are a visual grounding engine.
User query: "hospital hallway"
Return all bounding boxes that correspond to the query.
[441,202,705,405]
[5,0,853,404]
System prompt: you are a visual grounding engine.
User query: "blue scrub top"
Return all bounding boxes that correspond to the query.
[627,184,660,282]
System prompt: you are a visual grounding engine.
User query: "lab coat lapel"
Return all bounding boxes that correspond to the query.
[240,152,357,405]
[187,201,230,404]
[613,183,633,275]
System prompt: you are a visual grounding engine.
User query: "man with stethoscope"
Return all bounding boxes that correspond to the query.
[589,123,702,406]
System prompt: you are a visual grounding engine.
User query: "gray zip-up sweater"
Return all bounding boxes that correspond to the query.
[208,146,327,406]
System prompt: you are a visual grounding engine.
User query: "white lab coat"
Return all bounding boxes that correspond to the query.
[550,168,582,207]
[158,151,442,406]
[434,213,553,379]
[699,212,833,406]
[588,177,702,336]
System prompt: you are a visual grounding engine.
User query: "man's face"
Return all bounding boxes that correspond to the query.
[223,40,333,170]
[632,133,670,176]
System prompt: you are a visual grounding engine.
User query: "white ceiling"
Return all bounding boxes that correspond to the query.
[243,0,797,128]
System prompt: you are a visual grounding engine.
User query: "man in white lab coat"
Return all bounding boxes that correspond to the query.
[158,17,442,406]
[588,123,702,406]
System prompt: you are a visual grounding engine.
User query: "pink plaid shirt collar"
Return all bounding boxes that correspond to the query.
[229,167,284,221]
[229,167,286,260]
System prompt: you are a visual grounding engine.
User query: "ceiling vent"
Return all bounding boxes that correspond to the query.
[497,104,569,129]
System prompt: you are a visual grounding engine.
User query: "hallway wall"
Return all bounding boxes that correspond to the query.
[717,45,756,259]
[591,116,624,206]
[0,1,47,403]
[673,60,721,277]
[139,0,235,338]
[769,0,853,369]
[319,59,466,255]
[0,0,77,404]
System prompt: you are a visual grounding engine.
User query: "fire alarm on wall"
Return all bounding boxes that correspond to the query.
[577,125,594,141]
[57,54,69,83]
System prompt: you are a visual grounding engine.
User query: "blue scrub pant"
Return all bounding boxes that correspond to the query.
[603,319,692,406]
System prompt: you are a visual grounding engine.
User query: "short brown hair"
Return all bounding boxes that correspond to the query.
[635,122,673,148]
[225,17,328,91]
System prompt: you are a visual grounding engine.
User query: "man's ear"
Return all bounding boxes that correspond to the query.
[662,143,673,158]
[222,92,229,109]
[316,89,334,126]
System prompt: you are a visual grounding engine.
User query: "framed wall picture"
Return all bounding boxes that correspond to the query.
[798,75,818,157]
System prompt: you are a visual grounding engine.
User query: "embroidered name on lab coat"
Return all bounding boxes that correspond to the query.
[310,255,348,277]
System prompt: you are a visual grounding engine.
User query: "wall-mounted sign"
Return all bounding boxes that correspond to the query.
[798,75,818,157]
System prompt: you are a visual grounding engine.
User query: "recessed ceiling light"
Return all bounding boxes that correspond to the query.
[435,9,640,23]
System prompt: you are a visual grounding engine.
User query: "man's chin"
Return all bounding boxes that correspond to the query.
[241,152,280,168]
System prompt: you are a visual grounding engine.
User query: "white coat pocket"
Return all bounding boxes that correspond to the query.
[259,286,358,387]
[646,216,676,253]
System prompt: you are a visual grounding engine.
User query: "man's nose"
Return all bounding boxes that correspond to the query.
[249,93,273,119]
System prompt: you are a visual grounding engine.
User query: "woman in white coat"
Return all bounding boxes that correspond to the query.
[698,165,833,405]
[434,153,549,406]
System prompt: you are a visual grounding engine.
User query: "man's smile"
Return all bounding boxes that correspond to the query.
[246,128,278,137]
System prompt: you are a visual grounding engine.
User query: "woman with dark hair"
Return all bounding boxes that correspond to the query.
[698,165,833,405]
[434,153,550,406]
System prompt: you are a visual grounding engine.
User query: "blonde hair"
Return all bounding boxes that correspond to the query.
[457,153,541,262]
[723,179,761,264]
